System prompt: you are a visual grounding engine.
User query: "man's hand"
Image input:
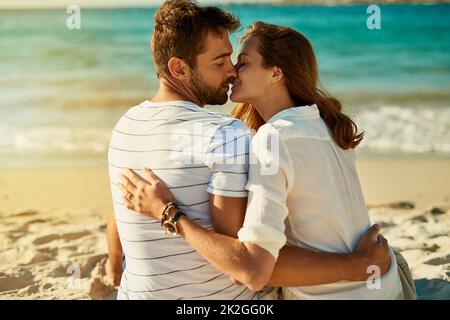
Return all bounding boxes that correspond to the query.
[352,224,391,281]
[106,255,123,286]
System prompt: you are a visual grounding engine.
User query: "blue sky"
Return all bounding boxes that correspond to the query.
[0,0,275,9]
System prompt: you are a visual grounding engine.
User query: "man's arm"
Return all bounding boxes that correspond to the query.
[209,194,246,237]
[106,214,123,286]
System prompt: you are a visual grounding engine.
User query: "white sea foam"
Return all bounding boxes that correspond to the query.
[0,106,449,164]
[0,125,111,155]
[355,106,450,155]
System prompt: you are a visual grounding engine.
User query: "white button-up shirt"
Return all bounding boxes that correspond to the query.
[238,104,402,299]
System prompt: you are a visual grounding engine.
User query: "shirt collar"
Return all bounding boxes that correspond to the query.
[267,104,320,123]
[140,100,202,111]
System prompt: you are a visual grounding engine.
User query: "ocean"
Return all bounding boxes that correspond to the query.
[0,4,449,167]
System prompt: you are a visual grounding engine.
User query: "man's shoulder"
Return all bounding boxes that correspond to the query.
[113,100,250,141]
[119,101,235,122]
[210,116,252,143]
[213,116,248,131]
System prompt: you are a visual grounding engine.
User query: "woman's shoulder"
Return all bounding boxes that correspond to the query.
[254,122,284,141]
[260,116,331,142]
[256,118,301,142]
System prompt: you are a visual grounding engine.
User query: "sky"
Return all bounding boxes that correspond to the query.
[0,0,276,9]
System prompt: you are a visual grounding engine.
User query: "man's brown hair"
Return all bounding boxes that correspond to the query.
[151,0,240,78]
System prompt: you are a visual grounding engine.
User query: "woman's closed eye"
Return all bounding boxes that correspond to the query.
[236,61,246,71]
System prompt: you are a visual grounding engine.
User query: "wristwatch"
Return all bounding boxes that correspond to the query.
[162,210,186,235]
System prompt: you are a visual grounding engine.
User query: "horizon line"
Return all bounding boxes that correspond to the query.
[0,1,447,10]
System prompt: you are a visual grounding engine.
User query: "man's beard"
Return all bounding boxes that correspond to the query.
[190,71,229,105]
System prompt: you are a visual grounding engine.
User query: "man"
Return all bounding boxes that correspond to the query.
[106,0,390,299]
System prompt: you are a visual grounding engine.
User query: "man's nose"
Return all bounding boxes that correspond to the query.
[226,59,237,78]
[227,68,237,79]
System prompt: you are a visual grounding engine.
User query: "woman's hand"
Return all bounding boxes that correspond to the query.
[353,224,392,279]
[118,167,174,220]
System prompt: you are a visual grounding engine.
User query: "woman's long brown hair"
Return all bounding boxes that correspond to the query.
[230,21,363,150]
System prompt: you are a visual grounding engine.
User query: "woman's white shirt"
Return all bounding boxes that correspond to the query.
[237,104,402,300]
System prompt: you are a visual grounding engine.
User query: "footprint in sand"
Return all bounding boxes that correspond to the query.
[17,283,40,296]
[0,269,34,292]
[18,247,60,266]
[7,231,27,241]
[10,219,47,233]
[410,215,428,223]
[32,231,92,245]
[422,244,441,253]
[424,254,450,266]
[429,232,450,239]
[26,219,47,225]
[48,253,107,279]
[80,254,109,278]
[430,207,447,216]
[379,221,397,228]
[10,210,39,218]
[389,202,415,210]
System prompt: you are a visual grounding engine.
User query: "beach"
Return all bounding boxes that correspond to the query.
[0,168,116,299]
[0,159,449,299]
[0,3,449,300]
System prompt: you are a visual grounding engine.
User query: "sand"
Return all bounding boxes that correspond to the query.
[0,159,449,300]
[0,168,116,299]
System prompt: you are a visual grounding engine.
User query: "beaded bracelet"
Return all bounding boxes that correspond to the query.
[160,202,179,226]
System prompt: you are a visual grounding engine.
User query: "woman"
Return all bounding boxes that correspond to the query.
[119,22,406,299]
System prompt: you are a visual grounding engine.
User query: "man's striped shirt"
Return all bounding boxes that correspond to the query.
[108,100,256,300]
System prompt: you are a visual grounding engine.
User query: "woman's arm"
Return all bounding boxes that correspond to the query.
[119,168,391,291]
[269,223,389,287]
[175,212,389,290]
[118,168,272,290]
[171,207,276,291]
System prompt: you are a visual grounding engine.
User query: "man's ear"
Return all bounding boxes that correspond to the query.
[167,57,188,80]
[271,66,284,83]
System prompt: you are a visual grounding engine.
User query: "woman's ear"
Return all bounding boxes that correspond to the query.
[167,57,188,80]
[271,66,284,83]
